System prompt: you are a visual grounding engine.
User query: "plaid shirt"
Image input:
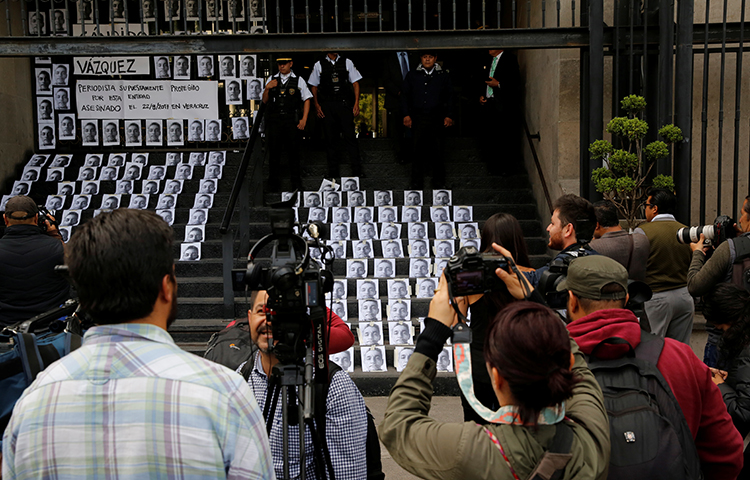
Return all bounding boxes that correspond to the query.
[244,351,368,479]
[2,323,275,480]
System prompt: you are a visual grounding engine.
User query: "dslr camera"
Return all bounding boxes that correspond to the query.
[537,244,593,308]
[234,205,332,364]
[445,246,509,296]
[37,205,57,232]
[676,215,736,246]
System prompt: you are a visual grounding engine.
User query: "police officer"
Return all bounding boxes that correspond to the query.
[263,56,312,192]
[308,52,364,179]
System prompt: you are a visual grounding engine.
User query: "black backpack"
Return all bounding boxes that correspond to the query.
[239,354,385,480]
[585,331,702,480]
[203,321,257,372]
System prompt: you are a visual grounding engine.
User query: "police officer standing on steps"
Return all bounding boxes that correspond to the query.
[308,52,364,179]
[263,55,311,192]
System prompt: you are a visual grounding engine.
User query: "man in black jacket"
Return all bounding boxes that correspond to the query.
[0,196,69,326]
[401,51,454,189]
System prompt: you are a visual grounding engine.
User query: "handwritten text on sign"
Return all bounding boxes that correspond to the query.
[73,56,150,76]
[76,80,218,120]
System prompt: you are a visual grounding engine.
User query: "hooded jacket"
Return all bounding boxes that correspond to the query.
[567,308,744,480]
[379,318,610,480]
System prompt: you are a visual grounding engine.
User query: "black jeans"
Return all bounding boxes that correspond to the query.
[267,115,302,190]
[320,99,361,177]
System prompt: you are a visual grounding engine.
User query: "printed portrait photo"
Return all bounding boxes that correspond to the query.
[374,190,393,207]
[52,9,68,35]
[146,120,163,146]
[330,301,347,321]
[404,190,423,206]
[225,79,243,105]
[36,68,52,94]
[206,0,224,20]
[100,194,121,210]
[379,223,401,240]
[142,180,160,195]
[167,120,184,146]
[128,194,149,210]
[115,180,133,195]
[374,258,396,278]
[453,206,473,222]
[220,55,236,79]
[324,190,342,208]
[346,259,368,279]
[50,154,72,168]
[330,223,350,242]
[347,190,365,207]
[401,206,421,223]
[38,125,55,150]
[329,348,354,373]
[124,120,143,146]
[188,120,205,142]
[430,206,450,223]
[381,240,404,259]
[154,56,171,79]
[188,208,208,225]
[156,209,175,226]
[45,195,65,211]
[432,189,452,206]
[53,87,70,110]
[378,206,398,223]
[417,277,438,298]
[184,225,205,243]
[28,11,47,36]
[387,279,410,299]
[122,163,142,181]
[180,243,202,262]
[327,240,347,259]
[356,279,379,300]
[81,121,99,146]
[409,258,431,278]
[156,194,177,210]
[102,120,120,146]
[197,55,213,77]
[189,152,206,166]
[174,163,193,180]
[232,117,249,140]
[388,318,413,344]
[100,166,119,182]
[361,346,387,372]
[307,207,328,223]
[331,207,350,224]
[165,152,182,166]
[37,98,53,123]
[358,319,383,344]
[357,222,376,242]
[352,239,374,259]
[395,347,415,372]
[433,239,454,258]
[57,182,76,196]
[437,347,453,372]
[165,0,182,20]
[207,150,226,165]
[20,167,39,183]
[435,222,455,240]
[45,168,64,182]
[61,210,81,227]
[353,207,373,224]
[193,193,214,209]
[27,154,50,168]
[173,55,191,79]
[239,55,257,78]
[331,280,347,300]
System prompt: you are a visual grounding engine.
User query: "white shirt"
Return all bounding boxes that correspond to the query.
[307,55,363,86]
[269,71,313,101]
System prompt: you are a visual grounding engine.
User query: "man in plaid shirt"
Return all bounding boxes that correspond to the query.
[2,209,275,480]
[242,290,368,479]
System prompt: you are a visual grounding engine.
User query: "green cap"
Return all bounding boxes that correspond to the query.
[556,255,628,300]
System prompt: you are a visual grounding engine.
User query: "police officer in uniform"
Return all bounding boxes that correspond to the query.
[263,56,312,192]
[308,52,364,179]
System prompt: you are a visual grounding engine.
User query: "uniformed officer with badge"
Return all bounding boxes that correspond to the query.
[308,52,364,179]
[263,55,312,192]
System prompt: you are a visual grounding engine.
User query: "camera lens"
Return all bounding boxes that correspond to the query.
[676,225,715,244]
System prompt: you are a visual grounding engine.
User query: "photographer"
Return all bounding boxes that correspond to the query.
[379,275,610,480]
[496,248,743,479]
[0,195,69,326]
[526,194,597,308]
[687,196,750,366]
[241,289,368,479]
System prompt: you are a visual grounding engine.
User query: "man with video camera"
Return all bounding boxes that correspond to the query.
[240,289,368,479]
[3,209,275,479]
[686,195,750,366]
[495,249,744,479]
[0,195,69,326]
[527,194,597,309]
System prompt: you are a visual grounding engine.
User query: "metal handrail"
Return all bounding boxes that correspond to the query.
[523,118,552,215]
[220,101,266,234]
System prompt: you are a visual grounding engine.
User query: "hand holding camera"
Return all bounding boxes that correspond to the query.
[491,243,535,300]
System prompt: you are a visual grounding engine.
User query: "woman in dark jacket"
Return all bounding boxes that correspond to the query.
[703,283,750,479]
[462,212,534,422]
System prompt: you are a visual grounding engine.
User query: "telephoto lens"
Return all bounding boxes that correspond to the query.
[676,225,716,244]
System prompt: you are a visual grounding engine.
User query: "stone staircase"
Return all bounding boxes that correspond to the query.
[5,136,550,395]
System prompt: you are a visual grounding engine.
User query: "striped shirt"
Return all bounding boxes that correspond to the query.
[2,323,275,480]
[243,352,368,479]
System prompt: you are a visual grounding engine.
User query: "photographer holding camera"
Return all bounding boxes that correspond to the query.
[0,195,69,326]
[686,195,750,366]
[240,289,368,479]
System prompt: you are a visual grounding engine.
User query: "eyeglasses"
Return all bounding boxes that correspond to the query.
[644,203,655,208]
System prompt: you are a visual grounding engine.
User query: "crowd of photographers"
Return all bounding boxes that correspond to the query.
[5,186,750,479]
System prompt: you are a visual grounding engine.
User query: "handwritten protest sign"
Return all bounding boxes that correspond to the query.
[76,80,218,120]
[74,57,151,76]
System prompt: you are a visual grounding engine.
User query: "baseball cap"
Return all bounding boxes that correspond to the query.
[4,195,39,220]
[556,255,628,300]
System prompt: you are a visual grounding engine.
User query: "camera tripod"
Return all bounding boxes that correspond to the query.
[263,343,336,480]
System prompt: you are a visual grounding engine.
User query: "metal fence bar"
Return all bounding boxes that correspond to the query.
[454,0,457,30]
[527,0,531,27]
[674,0,694,224]
[321,0,325,32]
[123,0,131,35]
[423,0,426,30]
[571,0,575,27]
[732,0,745,220]
[643,0,648,100]
[628,0,634,93]
[394,0,398,30]
[716,0,728,215]
[482,0,486,29]
[94,0,102,35]
[277,0,282,33]
[306,0,311,33]
[557,0,561,27]
[379,0,383,31]
[350,0,354,31]
[291,0,295,33]
[657,0,674,176]
[497,0,501,28]
[466,0,470,29]
[438,0,442,30]
[365,0,369,32]
[699,0,711,220]
[512,0,516,28]
[408,0,412,30]
[613,0,619,115]
[542,0,546,28]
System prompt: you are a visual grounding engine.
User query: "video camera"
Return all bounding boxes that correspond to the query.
[537,243,594,308]
[37,205,57,232]
[233,203,332,365]
[444,246,510,296]
[676,215,736,247]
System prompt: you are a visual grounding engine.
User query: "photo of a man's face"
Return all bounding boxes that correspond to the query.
[324,192,341,208]
[329,349,353,373]
[388,280,409,299]
[332,224,349,241]
[185,226,204,243]
[82,121,98,145]
[454,206,473,222]
[347,260,367,278]
[146,121,162,145]
[359,319,382,342]
[435,240,454,258]
[101,195,121,210]
[410,258,430,278]
[409,240,428,258]
[157,194,176,209]
[38,99,53,121]
[168,121,183,145]
[220,56,236,78]
[247,79,262,101]
[56,115,75,140]
[431,207,449,222]
[155,56,170,79]
[332,281,346,299]
[396,347,414,372]
[418,278,437,298]
[174,56,190,77]
[46,195,64,211]
[437,347,453,372]
[54,88,70,110]
[198,56,213,77]
[363,346,386,372]
[36,68,51,93]
[103,121,119,144]
[38,125,55,149]
[333,207,350,223]
[383,241,403,258]
[205,164,222,180]
[232,117,249,139]
[404,190,422,206]
[389,319,411,342]
[226,80,242,104]
[308,207,327,223]
[342,178,359,192]
[188,208,207,225]
[355,207,372,224]
[354,240,373,259]
[436,222,454,240]
[375,190,392,206]
[305,192,321,207]
[181,244,201,261]
[240,55,256,77]
[402,207,420,223]
[357,280,378,300]
[206,120,221,141]
[348,191,365,207]
[375,259,395,278]
[28,11,46,35]
[433,189,451,206]
[358,222,376,241]
[175,164,193,180]
[206,0,223,19]
[381,224,400,240]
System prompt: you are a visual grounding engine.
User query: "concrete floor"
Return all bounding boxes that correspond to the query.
[366,329,710,479]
